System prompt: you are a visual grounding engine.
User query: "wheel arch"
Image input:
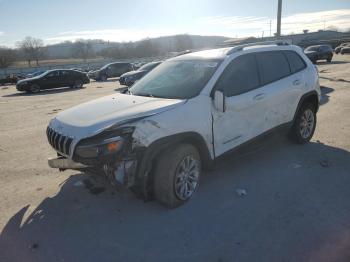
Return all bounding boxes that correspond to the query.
[135,132,213,198]
[292,90,319,124]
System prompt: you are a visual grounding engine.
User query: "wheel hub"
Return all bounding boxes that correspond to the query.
[174,155,199,200]
[300,109,315,139]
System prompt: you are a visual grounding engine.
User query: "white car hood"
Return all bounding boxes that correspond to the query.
[49,93,184,140]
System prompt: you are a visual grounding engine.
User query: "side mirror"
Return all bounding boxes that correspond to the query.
[214,90,225,112]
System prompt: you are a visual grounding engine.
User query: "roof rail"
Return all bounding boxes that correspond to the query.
[227,39,292,55]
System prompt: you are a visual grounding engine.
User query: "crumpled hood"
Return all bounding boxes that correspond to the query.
[49,93,184,140]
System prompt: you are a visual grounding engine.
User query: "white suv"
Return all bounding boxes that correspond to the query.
[47,41,321,208]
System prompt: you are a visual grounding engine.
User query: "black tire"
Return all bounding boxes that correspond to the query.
[327,56,332,62]
[29,84,40,93]
[154,144,201,208]
[72,79,83,88]
[100,75,107,82]
[289,103,317,144]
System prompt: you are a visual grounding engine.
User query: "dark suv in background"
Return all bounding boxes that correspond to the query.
[304,45,333,63]
[88,62,134,81]
[119,61,162,86]
[16,69,89,93]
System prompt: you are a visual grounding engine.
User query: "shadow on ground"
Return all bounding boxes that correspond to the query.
[1,134,350,262]
[316,60,349,65]
[2,87,84,98]
[320,86,334,105]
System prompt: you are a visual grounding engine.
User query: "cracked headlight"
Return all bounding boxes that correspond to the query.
[75,136,124,158]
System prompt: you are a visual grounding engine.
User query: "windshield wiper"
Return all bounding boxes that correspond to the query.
[135,93,159,98]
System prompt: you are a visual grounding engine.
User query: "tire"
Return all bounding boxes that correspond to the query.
[327,56,332,62]
[154,144,201,208]
[100,75,107,82]
[72,79,83,88]
[29,84,40,93]
[289,103,317,144]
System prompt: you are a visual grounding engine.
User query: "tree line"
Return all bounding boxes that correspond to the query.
[0,35,194,69]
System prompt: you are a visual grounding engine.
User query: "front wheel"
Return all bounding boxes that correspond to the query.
[327,56,332,62]
[154,144,201,208]
[100,75,107,82]
[29,84,40,93]
[289,104,317,144]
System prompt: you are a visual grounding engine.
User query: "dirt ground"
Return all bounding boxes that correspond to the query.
[0,55,349,262]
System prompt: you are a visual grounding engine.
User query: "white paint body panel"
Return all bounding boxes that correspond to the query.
[48,44,320,161]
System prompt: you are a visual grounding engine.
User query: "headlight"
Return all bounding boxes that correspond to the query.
[75,136,124,158]
[19,81,27,85]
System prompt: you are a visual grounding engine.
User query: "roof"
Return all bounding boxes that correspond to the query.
[172,40,296,60]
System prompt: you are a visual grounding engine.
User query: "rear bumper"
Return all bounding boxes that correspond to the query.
[48,157,89,170]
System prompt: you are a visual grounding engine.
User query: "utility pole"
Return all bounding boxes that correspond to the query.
[276,0,282,37]
[269,20,272,37]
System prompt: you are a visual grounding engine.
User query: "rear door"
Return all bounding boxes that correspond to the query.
[255,51,300,125]
[59,70,73,87]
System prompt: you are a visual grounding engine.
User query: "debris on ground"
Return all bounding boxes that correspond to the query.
[47,108,62,115]
[83,179,106,195]
[236,188,247,197]
[73,180,84,187]
[320,159,331,168]
[96,86,103,88]
[29,243,39,250]
[291,163,302,169]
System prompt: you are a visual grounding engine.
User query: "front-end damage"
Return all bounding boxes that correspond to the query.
[46,116,171,198]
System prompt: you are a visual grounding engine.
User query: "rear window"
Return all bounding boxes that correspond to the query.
[256,51,290,85]
[284,51,306,74]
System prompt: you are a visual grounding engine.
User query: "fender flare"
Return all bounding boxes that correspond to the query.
[135,132,213,198]
[292,90,319,124]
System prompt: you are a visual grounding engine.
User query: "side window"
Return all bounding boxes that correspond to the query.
[47,71,59,77]
[284,51,306,74]
[60,71,71,76]
[256,51,291,85]
[216,54,260,96]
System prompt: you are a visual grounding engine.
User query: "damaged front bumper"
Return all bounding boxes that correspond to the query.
[48,156,139,188]
[48,157,89,170]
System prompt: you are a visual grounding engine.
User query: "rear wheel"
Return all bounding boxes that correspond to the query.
[289,103,317,144]
[154,144,201,208]
[29,84,40,93]
[72,79,83,88]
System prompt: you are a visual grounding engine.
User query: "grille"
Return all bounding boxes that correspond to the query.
[46,127,73,156]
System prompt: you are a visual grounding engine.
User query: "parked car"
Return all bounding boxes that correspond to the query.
[88,62,134,81]
[46,41,320,208]
[304,45,333,63]
[340,46,350,54]
[119,61,162,86]
[0,74,24,86]
[26,70,46,78]
[16,69,90,93]
[334,43,350,54]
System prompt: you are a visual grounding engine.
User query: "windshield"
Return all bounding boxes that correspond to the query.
[129,60,221,99]
[305,46,319,51]
[139,62,160,71]
[100,64,111,70]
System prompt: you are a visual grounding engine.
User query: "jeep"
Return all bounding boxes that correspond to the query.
[47,41,321,208]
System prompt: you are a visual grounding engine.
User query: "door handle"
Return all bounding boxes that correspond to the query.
[253,93,266,101]
[293,80,301,86]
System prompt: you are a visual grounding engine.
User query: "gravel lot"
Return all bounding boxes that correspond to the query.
[0,55,349,262]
